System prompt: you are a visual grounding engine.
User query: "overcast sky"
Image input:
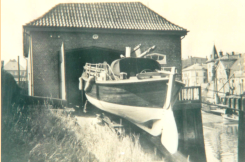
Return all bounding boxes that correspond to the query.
[1,0,245,66]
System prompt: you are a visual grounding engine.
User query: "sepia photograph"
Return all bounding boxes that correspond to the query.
[1,0,245,161]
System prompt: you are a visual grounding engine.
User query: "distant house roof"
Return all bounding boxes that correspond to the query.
[182,57,207,68]
[219,53,240,60]
[4,59,25,71]
[230,54,245,78]
[219,60,237,70]
[182,63,207,72]
[24,2,187,32]
[207,45,218,63]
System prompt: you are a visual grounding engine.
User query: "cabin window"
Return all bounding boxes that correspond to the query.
[152,55,158,60]
[145,53,167,64]
[159,56,164,60]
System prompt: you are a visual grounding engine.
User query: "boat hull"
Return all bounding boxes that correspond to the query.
[83,78,183,123]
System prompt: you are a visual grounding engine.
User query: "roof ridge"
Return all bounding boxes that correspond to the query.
[24,3,60,26]
[139,2,187,31]
[24,2,187,32]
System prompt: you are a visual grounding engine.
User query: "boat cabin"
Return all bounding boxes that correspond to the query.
[110,58,161,79]
[82,57,172,82]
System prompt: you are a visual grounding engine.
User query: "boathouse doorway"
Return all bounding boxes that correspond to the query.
[64,47,122,106]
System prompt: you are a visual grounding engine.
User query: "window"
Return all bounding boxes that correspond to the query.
[152,55,158,60]
[159,56,164,60]
[145,53,167,64]
[196,72,198,76]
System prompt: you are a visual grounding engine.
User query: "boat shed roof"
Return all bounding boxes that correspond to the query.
[24,2,187,32]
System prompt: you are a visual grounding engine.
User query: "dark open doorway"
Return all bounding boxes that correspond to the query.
[64,46,123,106]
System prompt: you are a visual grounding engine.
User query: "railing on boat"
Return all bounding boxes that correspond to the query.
[83,63,118,80]
[83,63,178,81]
[84,63,106,76]
[178,86,201,102]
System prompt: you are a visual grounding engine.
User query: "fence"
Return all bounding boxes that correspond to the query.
[178,86,201,102]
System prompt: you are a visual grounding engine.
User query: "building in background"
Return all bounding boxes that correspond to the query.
[206,45,219,82]
[205,45,244,101]
[182,63,207,87]
[182,56,207,69]
[3,59,27,91]
[4,59,26,82]
[229,54,245,95]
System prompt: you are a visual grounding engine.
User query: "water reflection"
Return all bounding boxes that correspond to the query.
[203,113,238,162]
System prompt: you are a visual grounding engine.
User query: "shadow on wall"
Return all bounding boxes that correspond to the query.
[1,69,21,113]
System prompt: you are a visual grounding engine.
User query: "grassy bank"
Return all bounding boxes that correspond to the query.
[2,104,157,162]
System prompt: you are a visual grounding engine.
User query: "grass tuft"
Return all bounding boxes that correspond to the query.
[2,104,157,162]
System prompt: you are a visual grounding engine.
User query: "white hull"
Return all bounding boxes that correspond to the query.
[86,94,164,124]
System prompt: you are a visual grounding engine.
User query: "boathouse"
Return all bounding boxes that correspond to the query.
[23,2,188,105]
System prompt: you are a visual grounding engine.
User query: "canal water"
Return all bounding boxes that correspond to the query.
[202,111,238,162]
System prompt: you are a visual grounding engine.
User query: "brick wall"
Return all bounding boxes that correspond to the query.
[31,30,182,98]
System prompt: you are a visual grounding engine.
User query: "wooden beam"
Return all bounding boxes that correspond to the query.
[23,26,188,36]
[21,95,67,108]
[238,111,245,162]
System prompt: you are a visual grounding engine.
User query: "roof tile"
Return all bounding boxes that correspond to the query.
[25,2,186,31]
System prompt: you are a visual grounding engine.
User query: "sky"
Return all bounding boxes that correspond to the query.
[1,0,245,67]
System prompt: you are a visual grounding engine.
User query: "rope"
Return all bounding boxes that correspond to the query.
[106,63,119,80]
[201,101,243,112]
[201,87,242,96]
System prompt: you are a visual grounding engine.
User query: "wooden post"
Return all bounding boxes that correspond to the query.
[198,87,201,101]
[1,60,4,69]
[174,87,206,162]
[17,56,20,85]
[26,59,28,83]
[238,110,245,162]
[231,98,235,114]
[80,79,86,108]
[179,90,182,101]
[192,88,194,100]
[228,98,231,108]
